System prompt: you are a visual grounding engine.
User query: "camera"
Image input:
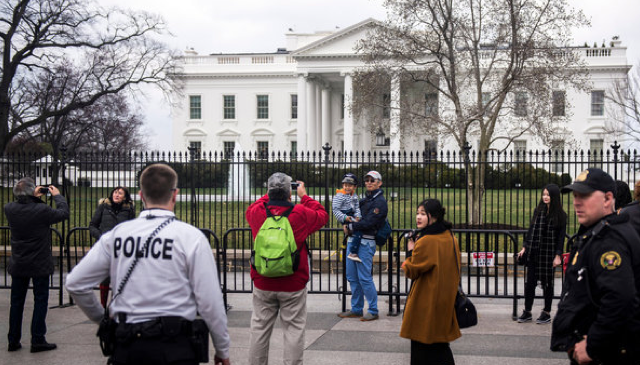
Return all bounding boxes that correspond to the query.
[38,187,49,194]
[291,181,299,190]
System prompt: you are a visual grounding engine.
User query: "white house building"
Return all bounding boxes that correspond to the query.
[172,18,631,160]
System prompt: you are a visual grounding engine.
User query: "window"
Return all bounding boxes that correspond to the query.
[189,95,201,120]
[515,92,528,117]
[482,92,491,115]
[589,139,603,167]
[552,91,565,117]
[591,91,604,116]
[224,141,235,160]
[514,140,527,162]
[290,141,297,159]
[551,140,565,173]
[189,141,202,159]
[257,141,269,160]
[382,94,390,119]
[257,95,269,119]
[291,94,298,119]
[425,92,438,117]
[223,95,235,119]
[424,139,438,161]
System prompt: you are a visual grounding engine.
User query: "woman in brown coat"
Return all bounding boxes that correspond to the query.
[400,198,461,365]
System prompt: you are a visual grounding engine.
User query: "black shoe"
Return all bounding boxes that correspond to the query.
[7,342,22,352]
[30,342,57,353]
[536,311,551,324]
[517,310,532,323]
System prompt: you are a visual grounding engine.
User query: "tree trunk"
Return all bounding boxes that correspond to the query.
[466,154,486,226]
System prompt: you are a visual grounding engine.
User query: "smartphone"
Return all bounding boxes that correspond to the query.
[39,187,49,194]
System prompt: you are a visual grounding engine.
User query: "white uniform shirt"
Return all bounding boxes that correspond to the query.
[66,209,230,359]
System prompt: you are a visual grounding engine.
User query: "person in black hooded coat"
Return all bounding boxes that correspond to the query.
[88,186,135,307]
[516,183,567,324]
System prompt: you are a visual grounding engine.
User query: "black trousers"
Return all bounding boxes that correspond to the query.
[8,275,49,344]
[111,335,197,365]
[411,341,455,365]
[524,264,553,312]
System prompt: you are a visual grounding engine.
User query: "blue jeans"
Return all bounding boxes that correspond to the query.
[345,237,378,316]
[8,276,50,344]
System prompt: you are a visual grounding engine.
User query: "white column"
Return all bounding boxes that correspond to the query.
[343,73,354,154]
[321,87,331,147]
[306,80,316,152]
[297,75,307,153]
[315,83,322,151]
[390,71,401,160]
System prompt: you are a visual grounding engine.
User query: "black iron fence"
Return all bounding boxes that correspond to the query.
[0,145,637,313]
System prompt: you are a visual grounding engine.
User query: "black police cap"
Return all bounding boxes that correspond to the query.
[561,168,616,194]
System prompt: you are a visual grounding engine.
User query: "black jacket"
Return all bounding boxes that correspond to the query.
[551,212,640,363]
[89,198,135,239]
[350,188,388,237]
[5,195,69,277]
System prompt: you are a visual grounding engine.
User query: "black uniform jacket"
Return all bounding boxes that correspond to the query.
[551,212,640,362]
[4,195,69,277]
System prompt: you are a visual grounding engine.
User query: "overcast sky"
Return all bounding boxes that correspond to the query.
[101,0,640,150]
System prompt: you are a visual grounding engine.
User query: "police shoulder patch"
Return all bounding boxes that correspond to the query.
[600,251,622,270]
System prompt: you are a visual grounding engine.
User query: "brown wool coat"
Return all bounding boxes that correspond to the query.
[400,230,462,344]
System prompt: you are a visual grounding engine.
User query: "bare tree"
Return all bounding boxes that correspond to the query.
[0,0,181,154]
[355,0,590,224]
[605,62,640,143]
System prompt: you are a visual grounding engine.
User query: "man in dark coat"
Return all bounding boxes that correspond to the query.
[5,177,69,353]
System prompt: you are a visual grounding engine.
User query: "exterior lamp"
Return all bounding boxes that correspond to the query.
[376,129,386,146]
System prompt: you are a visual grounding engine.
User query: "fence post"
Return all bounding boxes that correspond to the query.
[611,141,620,180]
[188,146,198,226]
[59,146,67,306]
[463,142,472,224]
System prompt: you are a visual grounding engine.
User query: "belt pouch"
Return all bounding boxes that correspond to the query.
[190,319,210,363]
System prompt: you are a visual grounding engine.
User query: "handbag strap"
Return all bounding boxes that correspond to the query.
[450,231,464,292]
[107,216,176,312]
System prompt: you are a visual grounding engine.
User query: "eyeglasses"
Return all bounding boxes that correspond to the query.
[364,178,376,183]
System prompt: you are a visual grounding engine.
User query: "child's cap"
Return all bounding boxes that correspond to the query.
[342,173,358,186]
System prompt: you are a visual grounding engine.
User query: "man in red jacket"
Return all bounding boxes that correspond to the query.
[246,172,328,365]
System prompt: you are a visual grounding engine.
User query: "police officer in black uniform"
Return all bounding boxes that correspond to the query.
[551,168,640,365]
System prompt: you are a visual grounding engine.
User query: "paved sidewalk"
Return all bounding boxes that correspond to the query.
[0,291,567,364]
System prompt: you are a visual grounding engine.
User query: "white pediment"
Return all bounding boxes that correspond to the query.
[183,127,207,137]
[250,128,275,136]
[292,18,380,57]
[216,128,241,137]
[285,128,297,136]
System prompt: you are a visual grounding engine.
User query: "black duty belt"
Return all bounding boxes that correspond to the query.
[116,316,193,341]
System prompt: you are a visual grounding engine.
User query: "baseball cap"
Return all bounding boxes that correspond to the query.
[342,173,358,186]
[365,171,382,181]
[561,168,615,194]
[267,172,293,192]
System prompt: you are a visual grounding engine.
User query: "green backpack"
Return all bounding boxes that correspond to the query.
[250,203,300,277]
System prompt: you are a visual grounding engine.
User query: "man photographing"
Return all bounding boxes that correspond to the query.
[5,178,69,352]
[551,168,640,364]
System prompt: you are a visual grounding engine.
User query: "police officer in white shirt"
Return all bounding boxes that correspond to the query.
[66,164,231,365]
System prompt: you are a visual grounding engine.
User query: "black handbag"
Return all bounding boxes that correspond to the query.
[517,250,528,266]
[451,232,478,328]
[454,285,478,328]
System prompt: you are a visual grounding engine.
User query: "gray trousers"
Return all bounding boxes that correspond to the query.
[249,287,307,365]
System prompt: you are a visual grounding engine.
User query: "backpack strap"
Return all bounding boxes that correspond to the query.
[264,202,294,220]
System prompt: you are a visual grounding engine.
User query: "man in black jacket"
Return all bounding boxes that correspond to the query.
[338,171,388,322]
[551,168,640,364]
[5,177,69,353]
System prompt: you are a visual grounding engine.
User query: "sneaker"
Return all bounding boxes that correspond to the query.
[347,254,362,263]
[360,312,379,322]
[7,342,21,352]
[337,310,362,318]
[517,310,532,323]
[536,311,551,324]
[30,342,57,353]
